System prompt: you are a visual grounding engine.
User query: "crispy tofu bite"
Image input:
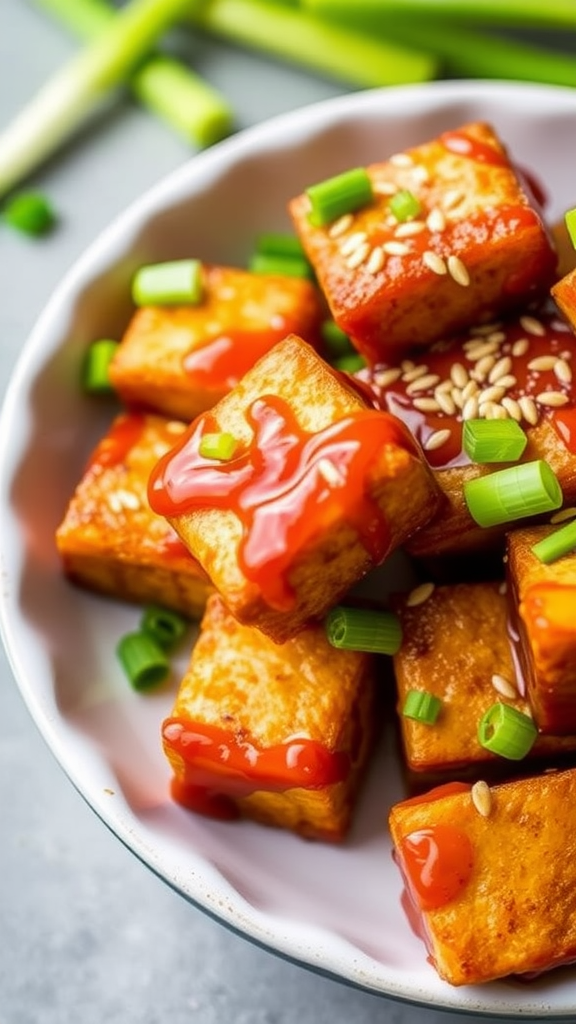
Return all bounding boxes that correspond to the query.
[392,580,576,781]
[357,307,576,560]
[148,334,440,643]
[108,263,324,421]
[506,522,576,735]
[289,122,557,363]
[56,412,212,617]
[162,593,378,840]
[389,768,576,986]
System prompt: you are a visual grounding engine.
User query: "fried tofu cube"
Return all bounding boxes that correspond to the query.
[392,580,576,780]
[506,523,576,734]
[358,307,576,560]
[289,122,557,364]
[108,264,324,421]
[162,593,378,840]
[148,334,441,643]
[56,412,212,617]
[389,768,576,985]
[552,265,576,333]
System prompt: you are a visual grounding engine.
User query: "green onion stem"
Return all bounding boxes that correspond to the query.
[325,605,402,654]
[303,0,576,32]
[566,209,576,250]
[300,3,576,85]
[531,520,576,564]
[0,0,200,199]
[185,0,439,88]
[82,338,118,392]
[33,0,233,148]
[464,460,563,528]
[141,604,189,650]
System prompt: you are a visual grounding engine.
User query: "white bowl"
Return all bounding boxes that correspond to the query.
[1,80,576,1018]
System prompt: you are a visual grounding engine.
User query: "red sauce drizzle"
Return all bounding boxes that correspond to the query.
[86,412,146,471]
[163,717,349,820]
[149,396,416,609]
[440,130,509,168]
[183,324,292,391]
[399,823,474,911]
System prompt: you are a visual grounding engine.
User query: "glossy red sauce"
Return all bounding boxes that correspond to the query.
[182,324,291,391]
[149,395,416,609]
[163,717,350,819]
[86,412,146,471]
[398,823,474,911]
[440,129,509,168]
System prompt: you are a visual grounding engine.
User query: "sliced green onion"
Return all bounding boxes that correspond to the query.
[325,605,402,654]
[463,460,563,527]
[462,418,528,464]
[34,0,233,148]
[81,338,118,393]
[0,0,196,200]
[140,604,189,650]
[2,191,56,236]
[566,209,576,250]
[132,259,203,307]
[402,689,442,725]
[198,432,238,461]
[247,253,313,278]
[478,702,538,760]
[303,0,576,31]
[306,167,373,227]
[389,189,421,222]
[117,630,170,691]
[321,319,355,359]
[531,520,576,565]
[333,353,366,373]
[254,232,306,259]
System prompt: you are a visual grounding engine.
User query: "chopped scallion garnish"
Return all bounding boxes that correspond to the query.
[325,605,402,654]
[2,191,56,236]
[566,208,576,250]
[117,631,170,690]
[478,702,538,760]
[321,319,355,359]
[462,418,528,463]
[306,167,373,227]
[333,353,366,373]
[389,189,421,222]
[82,338,118,393]
[531,519,576,565]
[254,232,306,259]
[198,432,238,461]
[132,259,203,307]
[463,460,563,527]
[248,253,312,278]
[402,689,442,725]
[141,604,189,650]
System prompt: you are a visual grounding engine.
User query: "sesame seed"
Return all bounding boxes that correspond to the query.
[317,458,345,487]
[374,367,402,387]
[479,400,501,420]
[511,337,529,357]
[485,331,506,345]
[528,355,557,371]
[478,384,506,405]
[462,395,480,420]
[402,364,429,383]
[450,362,469,388]
[366,247,385,274]
[501,396,523,421]
[535,390,569,408]
[328,213,354,238]
[461,379,479,402]
[491,673,518,699]
[424,428,451,451]
[411,164,429,184]
[555,358,572,384]
[426,208,446,233]
[498,581,508,595]
[451,387,464,410]
[434,389,456,415]
[346,242,371,269]
[435,378,454,393]
[422,250,447,275]
[447,254,470,287]
[390,152,414,167]
[471,780,492,818]
[495,374,516,389]
[467,322,502,338]
[406,373,441,395]
[401,359,415,372]
[373,181,397,196]
[550,506,576,524]
[406,581,435,607]
[394,220,426,238]
[466,340,500,361]
[488,356,513,384]
[518,395,539,425]
[382,240,411,256]
[413,397,442,412]
[520,315,545,336]
[442,188,464,210]
[473,355,496,381]
[339,231,368,257]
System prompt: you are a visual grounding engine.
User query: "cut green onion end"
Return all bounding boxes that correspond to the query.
[325,605,402,654]
[81,338,118,393]
[306,167,373,227]
[248,252,312,278]
[531,519,576,564]
[464,460,563,527]
[132,258,203,306]
[117,631,170,691]
[3,190,57,236]
[140,604,189,650]
[199,432,238,461]
[478,702,538,760]
[402,689,442,725]
[389,189,421,222]
[565,208,576,250]
[462,418,528,463]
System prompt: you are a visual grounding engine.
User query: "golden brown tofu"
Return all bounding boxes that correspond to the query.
[552,265,576,334]
[289,122,557,364]
[148,334,441,643]
[161,593,378,841]
[357,306,576,560]
[389,768,576,986]
[392,580,576,780]
[506,523,576,734]
[56,412,212,616]
[109,263,324,421]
